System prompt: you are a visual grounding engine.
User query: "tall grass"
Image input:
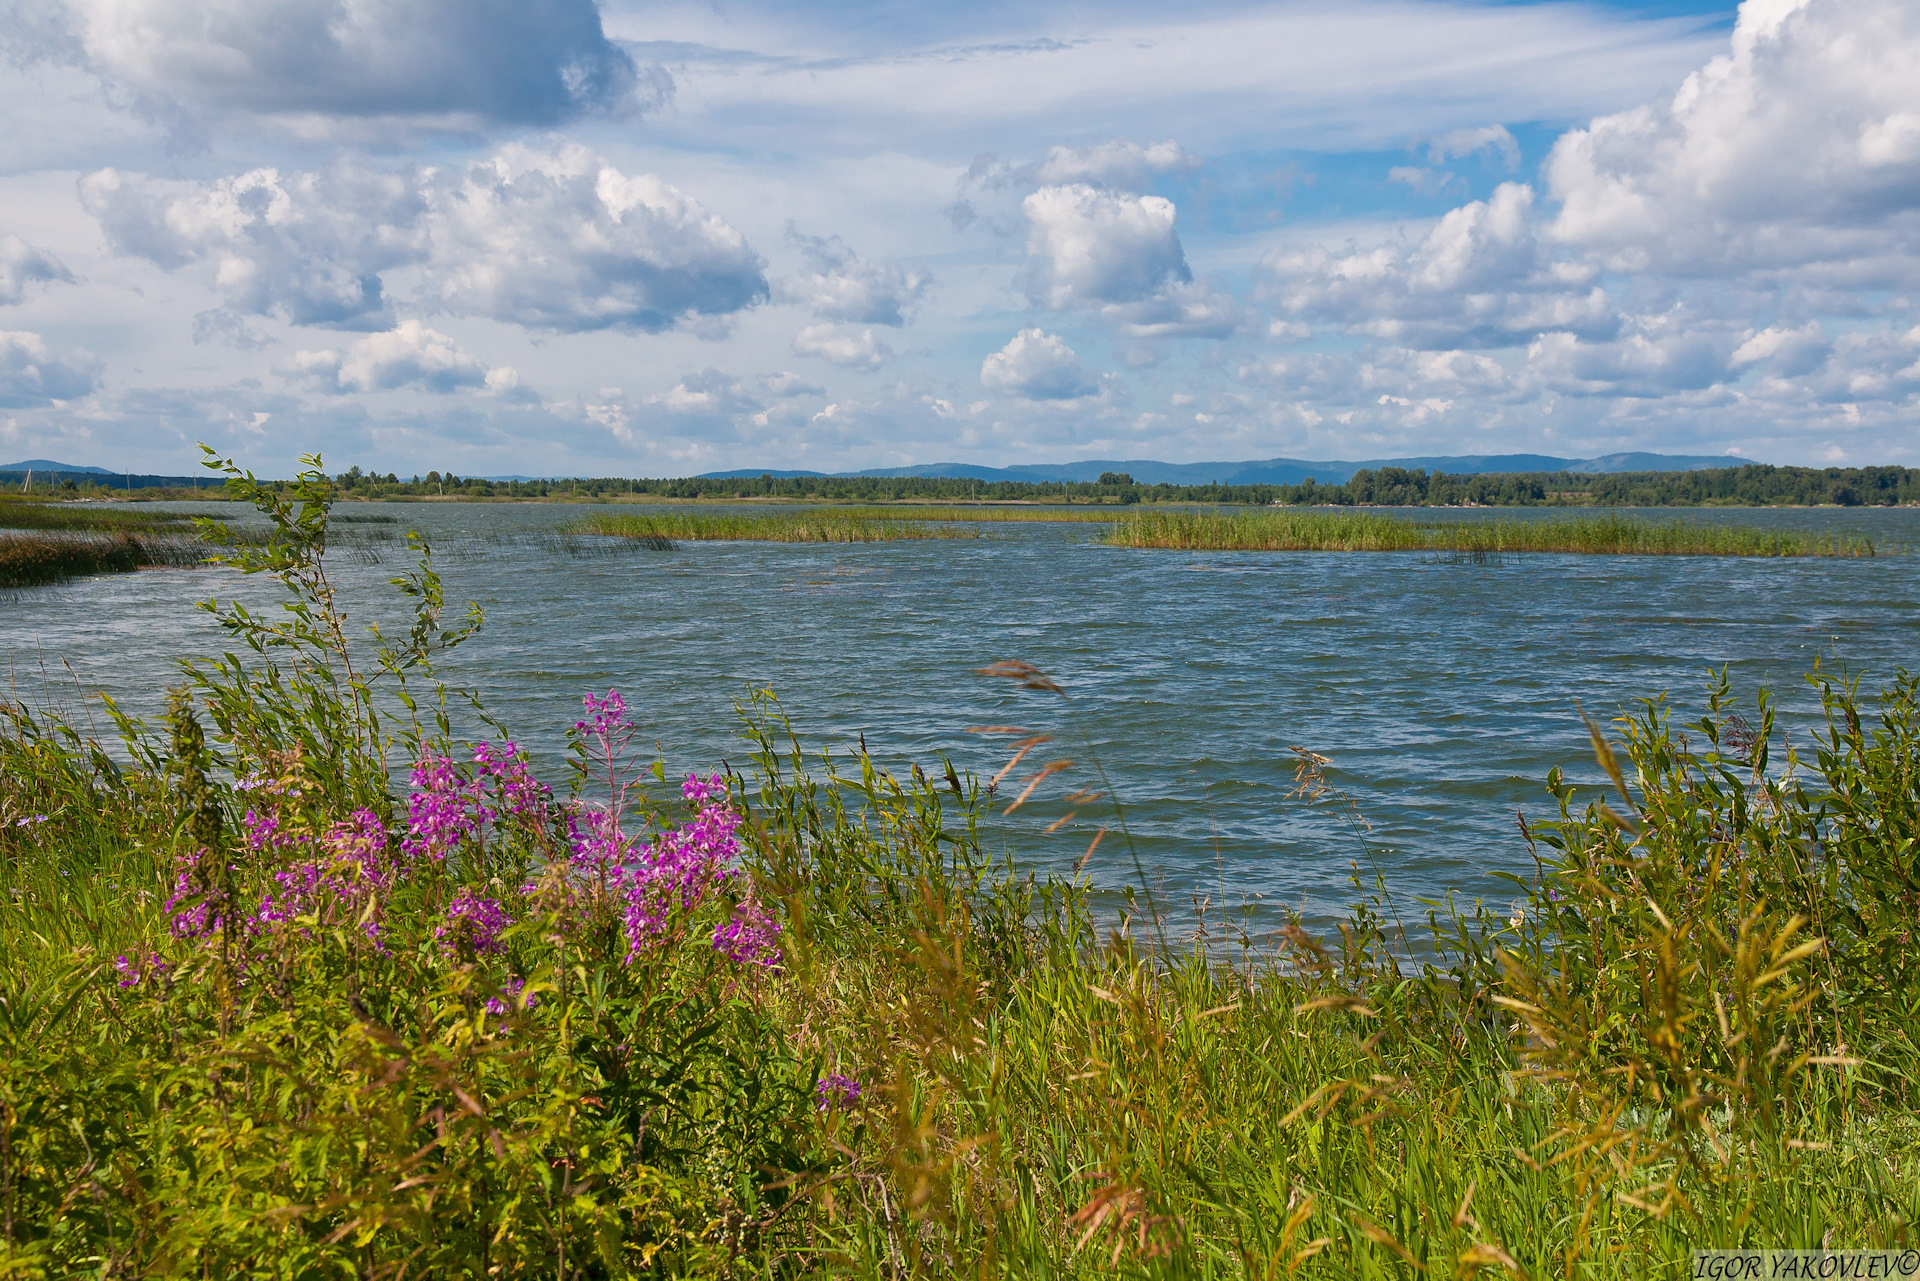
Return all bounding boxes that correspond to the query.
[0,531,214,587]
[1110,508,1881,556]
[572,509,982,543]
[0,496,198,533]
[3,453,1917,1274]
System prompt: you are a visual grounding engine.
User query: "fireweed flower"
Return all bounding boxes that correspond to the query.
[114,950,169,989]
[485,976,538,1015]
[403,755,485,862]
[164,849,229,940]
[617,774,783,969]
[714,898,782,968]
[438,888,512,958]
[251,810,395,945]
[816,1074,861,1111]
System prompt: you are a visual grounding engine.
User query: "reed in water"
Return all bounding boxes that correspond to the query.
[1108,508,1881,555]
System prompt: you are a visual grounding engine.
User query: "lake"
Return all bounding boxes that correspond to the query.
[6,501,1916,930]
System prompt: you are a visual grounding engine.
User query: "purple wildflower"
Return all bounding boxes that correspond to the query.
[621,784,742,960]
[114,950,168,989]
[164,848,228,940]
[251,809,396,945]
[714,898,782,969]
[816,1074,861,1111]
[474,740,550,818]
[403,755,484,862]
[485,976,539,1015]
[438,888,513,958]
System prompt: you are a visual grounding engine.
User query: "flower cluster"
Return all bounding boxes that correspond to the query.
[251,809,396,945]
[485,976,539,1015]
[437,887,513,959]
[616,772,782,970]
[816,1073,861,1111]
[164,848,229,940]
[404,741,551,863]
[113,950,169,989]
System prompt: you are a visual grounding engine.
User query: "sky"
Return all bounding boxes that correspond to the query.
[0,0,1916,477]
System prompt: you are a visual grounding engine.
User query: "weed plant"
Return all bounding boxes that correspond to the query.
[1108,509,1881,556]
[3,452,1917,1276]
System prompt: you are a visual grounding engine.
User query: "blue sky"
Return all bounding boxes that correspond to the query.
[1,0,1915,475]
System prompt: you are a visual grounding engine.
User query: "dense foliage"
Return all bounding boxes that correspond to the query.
[3,453,1918,1276]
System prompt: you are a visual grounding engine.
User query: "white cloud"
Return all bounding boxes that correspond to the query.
[775,230,929,326]
[1032,139,1199,190]
[24,0,663,131]
[422,146,769,334]
[0,235,74,305]
[79,162,426,328]
[1021,184,1190,309]
[1262,183,1617,349]
[0,331,101,406]
[1105,280,1248,339]
[1544,0,1920,280]
[980,328,1100,400]
[288,321,509,395]
[1427,124,1521,167]
[79,147,770,335]
[792,323,891,371]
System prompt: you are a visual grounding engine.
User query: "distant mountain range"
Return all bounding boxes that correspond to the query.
[699,452,1758,486]
[1,460,117,474]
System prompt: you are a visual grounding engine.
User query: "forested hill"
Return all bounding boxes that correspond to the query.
[15,462,1915,507]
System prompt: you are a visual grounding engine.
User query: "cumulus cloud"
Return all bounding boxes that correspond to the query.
[646,367,825,432]
[980,328,1100,400]
[427,146,768,333]
[80,162,426,328]
[0,331,101,406]
[792,324,891,372]
[22,0,664,130]
[1021,184,1190,309]
[1032,140,1199,190]
[288,321,512,394]
[1263,183,1617,349]
[1544,0,1920,279]
[775,231,929,326]
[80,147,769,335]
[0,236,75,305]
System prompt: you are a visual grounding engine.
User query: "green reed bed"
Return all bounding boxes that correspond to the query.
[3,456,1917,1276]
[0,495,197,534]
[0,531,215,587]
[572,508,980,543]
[1111,508,1880,555]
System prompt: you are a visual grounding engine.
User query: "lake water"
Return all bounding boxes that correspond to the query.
[6,501,1917,929]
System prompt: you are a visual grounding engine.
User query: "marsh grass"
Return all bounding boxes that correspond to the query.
[1110,508,1881,556]
[572,509,983,543]
[0,531,216,587]
[0,496,198,534]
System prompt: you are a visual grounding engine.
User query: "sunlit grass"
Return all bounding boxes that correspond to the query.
[0,496,197,534]
[1109,508,1882,555]
[570,509,983,543]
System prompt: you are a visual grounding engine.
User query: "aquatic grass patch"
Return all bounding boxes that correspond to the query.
[0,496,199,534]
[0,531,214,588]
[1108,507,1429,550]
[1109,508,1882,555]
[571,508,981,543]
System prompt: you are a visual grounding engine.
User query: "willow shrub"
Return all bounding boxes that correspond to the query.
[3,448,1918,1277]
